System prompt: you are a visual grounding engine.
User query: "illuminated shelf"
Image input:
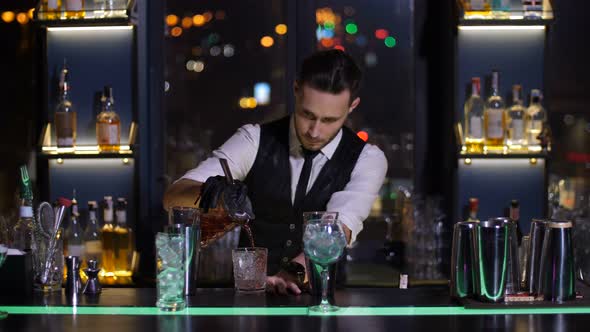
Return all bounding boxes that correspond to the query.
[456,0,554,26]
[34,0,135,25]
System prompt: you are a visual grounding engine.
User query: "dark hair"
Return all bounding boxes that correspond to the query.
[297,50,362,103]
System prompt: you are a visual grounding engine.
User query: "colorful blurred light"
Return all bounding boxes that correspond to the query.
[334,45,345,51]
[166,14,178,26]
[193,14,205,26]
[260,36,274,47]
[223,44,235,57]
[208,33,220,45]
[1,11,15,23]
[355,35,368,47]
[210,46,221,56]
[194,61,205,72]
[239,97,249,109]
[320,38,334,48]
[375,29,389,39]
[246,98,258,108]
[324,21,335,30]
[254,82,271,105]
[16,13,29,24]
[186,60,196,71]
[181,17,192,29]
[384,36,397,48]
[365,52,378,67]
[27,8,34,19]
[203,11,213,22]
[275,24,287,35]
[357,131,369,142]
[345,23,358,34]
[171,27,183,37]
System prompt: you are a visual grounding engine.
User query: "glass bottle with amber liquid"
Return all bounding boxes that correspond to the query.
[100,196,116,279]
[55,62,77,149]
[464,77,485,153]
[462,0,492,19]
[525,89,546,147]
[64,0,85,19]
[484,70,506,150]
[114,198,133,277]
[96,86,121,152]
[41,0,62,20]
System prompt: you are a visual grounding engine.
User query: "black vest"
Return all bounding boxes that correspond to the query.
[242,116,366,274]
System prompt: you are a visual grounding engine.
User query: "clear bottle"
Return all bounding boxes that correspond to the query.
[65,194,85,257]
[507,84,527,149]
[467,198,480,222]
[525,89,546,147]
[462,0,492,19]
[100,196,116,277]
[464,77,485,153]
[523,0,543,19]
[41,0,62,20]
[13,166,34,251]
[84,201,102,263]
[64,0,85,19]
[114,198,132,276]
[484,71,506,150]
[96,86,121,152]
[55,61,77,149]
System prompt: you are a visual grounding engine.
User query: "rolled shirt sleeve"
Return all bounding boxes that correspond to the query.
[180,124,260,183]
[326,143,388,244]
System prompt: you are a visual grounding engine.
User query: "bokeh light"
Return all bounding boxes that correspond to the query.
[384,36,397,48]
[345,23,358,34]
[181,17,192,29]
[223,44,235,57]
[260,36,274,47]
[192,14,205,26]
[357,131,369,142]
[27,8,34,19]
[210,46,221,56]
[375,29,389,39]
[194,61,205,72]
[275,24,288,35]
[320,38,334,48]
[166,14,178,26]
[16,13,29,24]
[171,27,183,37]
[334,45,345,51]
[203,11,213,22]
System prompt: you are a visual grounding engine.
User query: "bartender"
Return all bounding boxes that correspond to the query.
[163,49,387,295]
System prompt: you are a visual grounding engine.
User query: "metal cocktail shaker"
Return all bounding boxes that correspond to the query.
[538,220,576,302]
[524,219,548,295]
[472,219,508,302]
[450,221,477,298]
[492,217,520,295]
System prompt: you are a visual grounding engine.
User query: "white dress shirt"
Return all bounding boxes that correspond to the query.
[180,116,388,244]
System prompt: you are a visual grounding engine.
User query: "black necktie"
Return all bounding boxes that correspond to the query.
[293,147,320,210]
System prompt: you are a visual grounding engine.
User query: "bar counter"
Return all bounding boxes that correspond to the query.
[2,286,590,331]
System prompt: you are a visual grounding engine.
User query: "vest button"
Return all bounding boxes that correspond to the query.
[282,257,289,263]
[289,224,295,231]
[286,240,292,247]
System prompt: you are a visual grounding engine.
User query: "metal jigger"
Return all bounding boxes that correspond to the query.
[65,256,82,303]
[83,259,102,295]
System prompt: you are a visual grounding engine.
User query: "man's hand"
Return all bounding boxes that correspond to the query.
[266,270,302,295]
[199,176,255,221]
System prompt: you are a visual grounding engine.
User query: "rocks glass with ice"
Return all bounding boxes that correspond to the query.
[303,219,347,313]
[156,232,185,311]
[232,247,267,292]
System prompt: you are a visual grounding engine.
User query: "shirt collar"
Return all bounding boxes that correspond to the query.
[289,115,342,160]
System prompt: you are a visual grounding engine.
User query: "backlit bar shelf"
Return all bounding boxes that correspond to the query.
[34,0,135,25]
[456,0,554,25]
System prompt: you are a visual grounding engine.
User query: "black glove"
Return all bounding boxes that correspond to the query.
[198,175,255,222]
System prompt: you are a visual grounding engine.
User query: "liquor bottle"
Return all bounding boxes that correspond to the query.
[100,196,116,277]
[464,77,485,153]
[55,61,77,149]
[64,0,85,19]
[525,89,546,147]
[462,0,491,19]
[65,193,85,257]
[491,0,510,19]
[41,0,62,20]
[467,198,480,222]
[506,85,527,150]
[114,198,133,276]
[96,86,121,152]
[84,201,103,264]
[523,0,543,19]
[13,166,34,251]
[484,71,506,150]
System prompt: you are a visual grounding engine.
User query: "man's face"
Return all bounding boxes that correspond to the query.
[294,83,360,151]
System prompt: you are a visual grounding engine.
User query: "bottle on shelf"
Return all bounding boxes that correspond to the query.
[64,190,85,258]
[467,198,480,222]
[55,61,77,149]
[96,86,121,152]
[100,196,116,280]
[464,77,485,153]
[523,0,544,19]
[84,201,103,265]
[509,199,523,245]
[491,0,510,19]
[462,0,491,19]
[13,166,34,251]
[506,84,527,150]
[525,89,546,148]
[64,0,85,19]
[41,0,62,20]
[114,197,133,277]
[484,70,506,151]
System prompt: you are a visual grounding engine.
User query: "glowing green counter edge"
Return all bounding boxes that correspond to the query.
[2,306,590,316]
